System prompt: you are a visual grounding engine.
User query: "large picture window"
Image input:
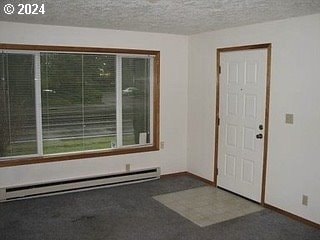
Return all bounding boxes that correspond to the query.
[0,45,160,166]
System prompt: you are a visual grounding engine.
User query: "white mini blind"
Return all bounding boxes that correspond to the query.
[0,49,155,159]
[122,57,151,146]
[0,53,37,157]
[41,53,117,154]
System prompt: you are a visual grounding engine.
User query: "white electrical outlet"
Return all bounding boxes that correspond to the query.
[302,195,308,206]
[126,164,131,172]
[285,113,294,124]
[0,188,5,201]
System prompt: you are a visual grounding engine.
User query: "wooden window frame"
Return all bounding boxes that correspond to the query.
[0,44,160,167]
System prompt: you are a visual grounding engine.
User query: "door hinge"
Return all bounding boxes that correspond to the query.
[217,117,220,126]
[218,65,221,74]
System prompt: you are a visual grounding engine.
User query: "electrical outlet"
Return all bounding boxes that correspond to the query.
[126,164,130,172]
[302,195,308,206]
[285,113,294,124]
[160,141,164,149]
[0,188,5,201]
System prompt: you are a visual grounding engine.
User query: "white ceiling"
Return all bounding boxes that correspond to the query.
[1,0,320,35]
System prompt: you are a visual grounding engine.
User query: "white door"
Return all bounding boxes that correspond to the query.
[217,49,267,202]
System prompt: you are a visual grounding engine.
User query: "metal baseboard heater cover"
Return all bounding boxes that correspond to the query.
[0,167,160,201]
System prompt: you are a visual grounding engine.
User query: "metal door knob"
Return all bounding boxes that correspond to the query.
[256,133,263,139]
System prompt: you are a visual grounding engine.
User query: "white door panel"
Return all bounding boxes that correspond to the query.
[218,49,267,202]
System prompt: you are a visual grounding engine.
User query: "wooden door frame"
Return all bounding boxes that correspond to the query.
[213,43,272,204]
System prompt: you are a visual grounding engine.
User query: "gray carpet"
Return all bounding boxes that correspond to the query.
[0,175,319,240]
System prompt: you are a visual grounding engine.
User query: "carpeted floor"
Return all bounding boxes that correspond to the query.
[0,175,319,240]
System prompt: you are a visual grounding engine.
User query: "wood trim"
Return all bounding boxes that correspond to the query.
[160,171,189,178]
[213,49,221,187]
[0,146,159,168]
[217,43,272,53]
[186,172,215,185]
[161,171,214,185]
[264,204,320,229]
[214,43,272,203]
[261,44,272,204]
[153,52,161,150]
[0,43,159,56]
[0,43,160,168]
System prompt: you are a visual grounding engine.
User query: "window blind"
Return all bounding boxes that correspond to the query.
[0,53,37,157]
[41,53,117,154]
[122,57,150,146]
[0,46,157,161]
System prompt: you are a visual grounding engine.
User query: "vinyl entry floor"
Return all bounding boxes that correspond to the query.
[153,186,263,227]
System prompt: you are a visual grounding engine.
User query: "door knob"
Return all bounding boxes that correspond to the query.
[256,133,263,139]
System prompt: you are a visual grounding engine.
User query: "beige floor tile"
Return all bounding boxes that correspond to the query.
[153,186,263,227]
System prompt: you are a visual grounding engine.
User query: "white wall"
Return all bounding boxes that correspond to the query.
[187,14,320,224]
[1,14,320,225]
[0,22,189,187]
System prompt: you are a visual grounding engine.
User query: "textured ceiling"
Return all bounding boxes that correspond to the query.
[1,0,320,35]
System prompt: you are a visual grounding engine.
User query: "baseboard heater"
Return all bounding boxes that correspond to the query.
[0,167,160,202]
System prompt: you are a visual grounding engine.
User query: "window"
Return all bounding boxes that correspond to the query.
[0,45,160,166]
[40,53,117,154]
[0,53,37,157]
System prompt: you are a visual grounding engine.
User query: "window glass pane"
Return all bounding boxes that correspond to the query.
[41,53,83,154]
[41,53,116,154]
[0,53,37,157]
[122,58,150,146]
[83,55,116,150]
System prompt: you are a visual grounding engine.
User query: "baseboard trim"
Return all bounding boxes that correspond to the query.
[160,171,189,178]
[264,203,320,229]
[185,172,214,185]
[161,171,214,185]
